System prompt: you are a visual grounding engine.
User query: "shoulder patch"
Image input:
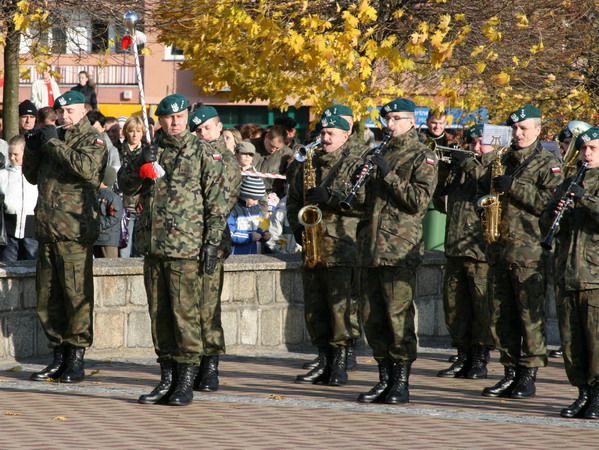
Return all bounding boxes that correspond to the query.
[212,154,222,160]
[551,167,561,173]
[426,157,436,165]
[96,138,104,146]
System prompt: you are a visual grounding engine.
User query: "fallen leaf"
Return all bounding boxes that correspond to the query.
[52,416,68,421]
[4,411,21,416]
[87,370,100,377]
[268,394,284,400]
[6,366,22,372]
[91,382,104,385]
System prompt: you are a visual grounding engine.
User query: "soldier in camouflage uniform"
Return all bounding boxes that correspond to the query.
[188,106,241,392]
[287,114,367,386]
[541,127,599,419]
[357,98,438,404]
[434,124,495,379]
[478,105,564,399]
[23,91,107,384]
[118,94,227,407]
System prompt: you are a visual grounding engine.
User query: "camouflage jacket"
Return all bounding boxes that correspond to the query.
[433,161,486,261]
[358,128,438,268]
[483,141,563,266]
[22,116,107,244]
[287,138,368,267]
[117,129,227,259]
[540,166,599,290]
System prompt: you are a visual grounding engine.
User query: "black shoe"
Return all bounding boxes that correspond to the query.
[168,363,196,406]
[30,346,67,381]
[139,361,175,404]
[328,347,348,386]
[194,356,219,392]
[295,348,330,384]
[60,346,86,384]
[509,367,537,399]
[482,366,517,397]
[437,346,471,378]
[548,348,563,358]
[347,343,358,371]
[467,346,489,379]
[448,354,458,363]
[357,360,392,403]
[561,385,590,418]
[384,362,411,404]
[584,385,599,419]
[301,356,319,370]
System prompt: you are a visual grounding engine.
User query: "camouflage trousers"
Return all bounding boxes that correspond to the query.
[144,257,203,364]
[361,266,417,364]
[36,242,95,348]
[444,256,494,348]
[556,284,599,387]
[303,266,361,348]
[199,258,226,355]
[488,262,548,368]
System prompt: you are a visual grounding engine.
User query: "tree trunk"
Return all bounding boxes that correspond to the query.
[3,1,21,141]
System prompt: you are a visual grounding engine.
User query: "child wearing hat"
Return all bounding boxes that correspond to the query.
[93,166,123,258]
[228,176,271,255]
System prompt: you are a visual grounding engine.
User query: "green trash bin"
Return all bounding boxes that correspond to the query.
[423,201,446,251]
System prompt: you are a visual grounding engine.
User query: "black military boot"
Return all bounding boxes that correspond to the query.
[301,356,319,370]
[561,385,591,418]
[584,385,599,419]
[30,346,67,381]
[467,346,489,379]
[194,356,220,392]
[60,346,86,383]
[357,360,392,403]
[384,362,411,404]
[509,367,537,399]
[481,366,517,397]
[168,363,196,406]
[548,347,563,358]
[347,341,358,371]
[294,348,331,384]
[437,346,471,378]
[138,360,175,404]
[328,346,348,386]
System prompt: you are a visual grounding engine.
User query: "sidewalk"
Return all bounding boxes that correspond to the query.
[1,348,597,449]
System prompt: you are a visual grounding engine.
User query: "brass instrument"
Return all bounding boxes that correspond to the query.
[425,138,476,163]
[298,141,324,268]
[293,138,321,162]
[562,120,592,178]
[477,139,508,243]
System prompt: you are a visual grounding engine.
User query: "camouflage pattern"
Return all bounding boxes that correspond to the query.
[118,129,227,258]
[250,137,293,196]
[144,256,203,364]
[286,136,368,348]
[36,241,95,347]
[23,116,107,244]
[359,128,437,364]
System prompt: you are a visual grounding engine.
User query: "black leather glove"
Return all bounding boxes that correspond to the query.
[306,186,330,204]
[293,227,304,246]
[569,183,585,199]
[142,144,158,163]
[24,128,44,151]
[200,244,218,275]
[451,150,469,166]
[492,175,513,193]
[371,153,390,178]
[40,125,58,142]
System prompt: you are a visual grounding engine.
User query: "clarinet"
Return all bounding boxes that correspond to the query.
[540,162,588,250]
[340,131,393,211]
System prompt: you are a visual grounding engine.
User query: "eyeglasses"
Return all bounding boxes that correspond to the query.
[387,116,412,121]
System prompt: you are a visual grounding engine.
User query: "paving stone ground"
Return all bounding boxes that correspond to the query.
[1,348,597,449]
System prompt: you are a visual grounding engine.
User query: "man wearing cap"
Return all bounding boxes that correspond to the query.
[356,98,437,404]
[480,105,564,399]
[188,105,241,393]
[541,127,599,419]
[22,90,107,384]
[287,114,367,386]
[251,125,293,198]
[18,100,38,135]
[118,94,227,407]
[433,124,495,380]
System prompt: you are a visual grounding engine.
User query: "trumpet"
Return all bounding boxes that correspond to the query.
[562,120,592,178]
[294,137,322,162]
[425,139,476,163]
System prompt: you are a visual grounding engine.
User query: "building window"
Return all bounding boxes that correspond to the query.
[50,27,67,53]
[91,21,109,53]
[164,44,184,61]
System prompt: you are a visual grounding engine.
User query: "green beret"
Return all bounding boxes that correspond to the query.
[323,104,353,118]
[155,94,189,116]
[558,127,573,142]
[319,115,350,131]
[575,126,599,149]
[380,98,416,117]
[53,91,86,109]
[506,105,541,125]
[466,124,484,143]
[188,106,219,132]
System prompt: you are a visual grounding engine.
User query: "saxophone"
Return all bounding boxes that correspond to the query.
[477,144,508,243]
[298,145,324,268]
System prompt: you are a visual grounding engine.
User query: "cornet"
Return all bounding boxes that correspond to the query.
[293,137,322,162]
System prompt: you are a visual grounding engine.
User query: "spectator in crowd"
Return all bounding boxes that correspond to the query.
[18,100,38,135]
[87,110,121,171]
[71,70,98,111]
[250,125,293,198]
[274,116,301,150]
[38,107,57,127]
[93,166,122,258]
[31,71,61,109]
[105,116,122,152]
[240,123,265,140]
[0,135,39,262]
[229,176,271,255]
[265,191,300,255]
[235,141,256,170]
[223,127,242,152]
